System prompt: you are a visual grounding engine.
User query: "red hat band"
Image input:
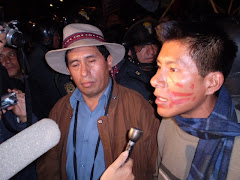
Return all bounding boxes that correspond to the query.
[62,32,105,48]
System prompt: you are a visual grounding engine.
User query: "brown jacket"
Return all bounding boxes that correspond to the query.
[37,81,160,180]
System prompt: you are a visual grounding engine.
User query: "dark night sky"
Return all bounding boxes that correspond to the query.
[1,0,79,20]
[0,0,163,28]
[1,0,239,24]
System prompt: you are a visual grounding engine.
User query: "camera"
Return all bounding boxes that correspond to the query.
[1,92,18,110]
[0,20,25,48]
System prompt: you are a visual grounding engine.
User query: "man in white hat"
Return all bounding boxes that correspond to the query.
[36,23,159,180]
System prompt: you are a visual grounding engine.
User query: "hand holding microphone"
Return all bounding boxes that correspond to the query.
[100,127,142,180]
[101,151,134,180]
[125,127,143,163]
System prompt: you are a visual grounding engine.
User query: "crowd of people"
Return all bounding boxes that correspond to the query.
[0,10,240,180]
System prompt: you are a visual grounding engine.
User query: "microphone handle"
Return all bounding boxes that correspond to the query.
[124,141,135,163]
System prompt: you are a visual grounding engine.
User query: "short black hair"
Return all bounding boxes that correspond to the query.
[156,20,238,79]
[65,45,110,67]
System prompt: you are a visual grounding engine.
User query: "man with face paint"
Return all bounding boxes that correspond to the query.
[150,20,240,179]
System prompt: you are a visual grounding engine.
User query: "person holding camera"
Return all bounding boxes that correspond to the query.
[0,21,66,120]
[0,89,38,142]
[0,26,38,180]
[0,44,48,119]
[0,88,38,180]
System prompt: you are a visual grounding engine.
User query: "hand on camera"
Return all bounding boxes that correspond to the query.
[6,89,27,123]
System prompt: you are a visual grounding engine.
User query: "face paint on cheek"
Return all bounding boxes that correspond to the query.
[175,82,184,88]
[190,84,194,90]
[167,90,194,108]
[170,91,194,97]
[169,97,191,107]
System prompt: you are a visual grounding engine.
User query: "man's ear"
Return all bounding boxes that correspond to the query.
[107,55,113,71]
[67,67,70,74]
[205,72,224,95]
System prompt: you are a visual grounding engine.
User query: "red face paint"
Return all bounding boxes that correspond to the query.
[169,97,191,107]
[190,84,194,90]
[166,89,194,108]
[175,82,184,88]
[169,91,194,97]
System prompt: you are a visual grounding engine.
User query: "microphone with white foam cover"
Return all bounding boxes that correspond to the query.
[0,118,61,180]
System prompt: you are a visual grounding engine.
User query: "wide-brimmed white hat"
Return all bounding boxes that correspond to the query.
[45,23,125,75]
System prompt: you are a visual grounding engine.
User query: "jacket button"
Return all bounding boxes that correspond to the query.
[98,119,103,124]
[135,71,141,75]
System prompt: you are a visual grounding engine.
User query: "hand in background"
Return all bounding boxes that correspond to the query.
[101,151,134,180]
[7,89,27,123]
[0,26,6,53]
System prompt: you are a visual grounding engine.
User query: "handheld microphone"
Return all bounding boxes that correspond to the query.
[125,127,143,162]
[0,118,61,180]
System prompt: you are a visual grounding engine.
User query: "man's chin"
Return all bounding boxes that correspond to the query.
[157,109,178,118]
[142,59,155,64]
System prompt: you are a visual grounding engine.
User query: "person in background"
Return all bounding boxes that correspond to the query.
[116,17,160,109]
[0,89,38,180]
[0,26,6,50]
[27,17,75,118]
[36,23,159,180]
[0,46,22,79]
[151,20,240,179]
[102,12,127,80]
[0,30,11,95]
[0,27,38,180]
[0,46,25,92]
[0,45,53,119]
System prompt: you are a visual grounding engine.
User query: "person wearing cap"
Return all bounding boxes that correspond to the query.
[36,23,160,180]
[116,18,160,109]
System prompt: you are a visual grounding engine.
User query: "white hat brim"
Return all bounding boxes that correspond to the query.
[45,39,125,75]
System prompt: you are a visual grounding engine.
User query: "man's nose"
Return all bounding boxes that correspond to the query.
[146,44,158,55]
[80,63,89,77]
[1,56,11,66]
[150,69,167,88]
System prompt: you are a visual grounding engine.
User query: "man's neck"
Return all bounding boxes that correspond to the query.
[181,94,218,119]
[83,95,102,112]
[12,73,23,80]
